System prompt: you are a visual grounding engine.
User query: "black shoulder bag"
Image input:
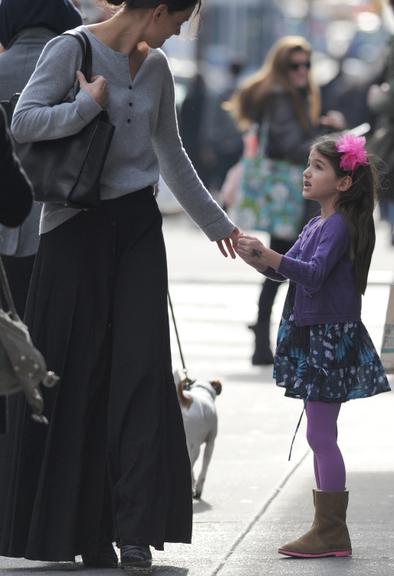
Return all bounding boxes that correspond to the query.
[2,30,114,209]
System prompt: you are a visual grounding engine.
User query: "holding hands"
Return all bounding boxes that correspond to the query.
[236,234,282,273]
[216,227,240,258]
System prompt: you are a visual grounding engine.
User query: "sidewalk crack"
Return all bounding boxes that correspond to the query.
[210,449,310,575]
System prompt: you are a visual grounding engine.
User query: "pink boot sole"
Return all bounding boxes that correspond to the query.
[278,548,352,558]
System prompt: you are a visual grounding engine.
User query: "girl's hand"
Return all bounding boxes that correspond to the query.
[76,70,108,108]
[236,235,268,272]
[216,227,240,259]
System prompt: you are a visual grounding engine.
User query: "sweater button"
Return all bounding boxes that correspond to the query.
[127,119,131,123]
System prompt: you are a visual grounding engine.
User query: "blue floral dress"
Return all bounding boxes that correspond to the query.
[274,283,391,402]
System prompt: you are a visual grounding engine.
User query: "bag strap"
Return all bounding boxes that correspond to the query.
[63,30,93,82]
[0,31,93,120]
[0,257,19,320]
[258,121,269,154]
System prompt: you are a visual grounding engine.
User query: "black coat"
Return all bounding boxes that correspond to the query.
[0,105,32,227]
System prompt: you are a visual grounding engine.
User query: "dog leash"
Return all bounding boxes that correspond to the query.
[167,291,193,387]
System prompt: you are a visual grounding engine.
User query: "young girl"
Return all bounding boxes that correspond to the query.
[236,133,391,558]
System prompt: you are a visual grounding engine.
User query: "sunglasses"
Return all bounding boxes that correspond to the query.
[288,61,311,71]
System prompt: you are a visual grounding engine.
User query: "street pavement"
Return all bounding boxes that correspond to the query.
[0,212,393,575]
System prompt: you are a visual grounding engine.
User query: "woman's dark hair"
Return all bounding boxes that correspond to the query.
[106,0,201,13]
[312,134,377,294]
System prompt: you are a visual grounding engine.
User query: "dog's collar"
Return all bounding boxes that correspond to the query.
[191,382,217,400]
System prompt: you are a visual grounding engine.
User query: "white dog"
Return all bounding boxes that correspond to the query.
[174,371,222,500]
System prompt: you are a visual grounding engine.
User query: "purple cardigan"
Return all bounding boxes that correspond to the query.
[264,213,361,326]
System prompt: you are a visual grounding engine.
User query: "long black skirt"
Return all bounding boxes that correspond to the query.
[0,189,192,561]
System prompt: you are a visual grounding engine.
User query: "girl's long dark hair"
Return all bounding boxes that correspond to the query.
[313,135,376,294]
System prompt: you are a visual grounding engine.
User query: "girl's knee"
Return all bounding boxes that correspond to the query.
[306,427,337,455]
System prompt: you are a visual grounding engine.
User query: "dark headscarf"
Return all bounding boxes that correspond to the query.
[0,0,83,49]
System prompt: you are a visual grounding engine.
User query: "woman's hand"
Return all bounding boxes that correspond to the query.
[236,235,269,272]
[76,70,108,108]
[216,228,240,258]
[319,110,346,131]
[367,83,390,113]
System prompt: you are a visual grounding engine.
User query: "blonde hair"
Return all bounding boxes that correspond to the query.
[226,36,320,132]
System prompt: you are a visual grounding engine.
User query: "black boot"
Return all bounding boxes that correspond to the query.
[120,544,152,569]
[250,321,274,365]
[82,542,118,568]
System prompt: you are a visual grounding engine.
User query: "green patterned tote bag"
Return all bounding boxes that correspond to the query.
[234,124,304,239]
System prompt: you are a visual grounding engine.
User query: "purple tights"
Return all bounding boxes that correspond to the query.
[306,401,346,491]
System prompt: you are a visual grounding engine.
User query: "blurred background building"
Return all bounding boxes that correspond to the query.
[77,1,392,115]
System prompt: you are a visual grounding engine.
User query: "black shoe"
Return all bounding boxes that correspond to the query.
[249,322,274,365]
[120,544,152,569]
[252,349,274,365]
[82,542,118,568]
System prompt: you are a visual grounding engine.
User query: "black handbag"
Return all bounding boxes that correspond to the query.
[2,30,114,209]
[0,257,58,423]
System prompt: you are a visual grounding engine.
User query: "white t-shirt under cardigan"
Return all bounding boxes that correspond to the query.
[12,26,235,240]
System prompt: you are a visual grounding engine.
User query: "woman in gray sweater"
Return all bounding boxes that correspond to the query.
[0,0,238,570]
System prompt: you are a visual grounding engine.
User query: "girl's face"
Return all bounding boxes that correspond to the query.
[144,5,195,48]
[303,148,348,213]
[287,49,310,89]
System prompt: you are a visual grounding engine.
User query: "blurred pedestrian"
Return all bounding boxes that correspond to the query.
[0,0,83,317]
[227,36,344,365]
[0,105,32,231]
[0,0,238,570]
[236,132,391,559]
[0,0,83,535]
[320,57,376,131]
[0,102,32,442]
[179,70,215,188]
[205,59,245,192]
[367,0,394,246]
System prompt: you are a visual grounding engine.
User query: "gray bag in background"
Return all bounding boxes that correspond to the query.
[0,257,58,423]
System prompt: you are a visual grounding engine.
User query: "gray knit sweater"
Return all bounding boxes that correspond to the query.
[12,26,235,240]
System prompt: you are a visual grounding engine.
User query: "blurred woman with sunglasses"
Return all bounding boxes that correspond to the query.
[227,36,344,365]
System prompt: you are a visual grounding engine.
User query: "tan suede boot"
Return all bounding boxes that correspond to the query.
[278,490,352,558]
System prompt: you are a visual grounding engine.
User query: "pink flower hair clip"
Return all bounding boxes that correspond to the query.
[336,133,369,172]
